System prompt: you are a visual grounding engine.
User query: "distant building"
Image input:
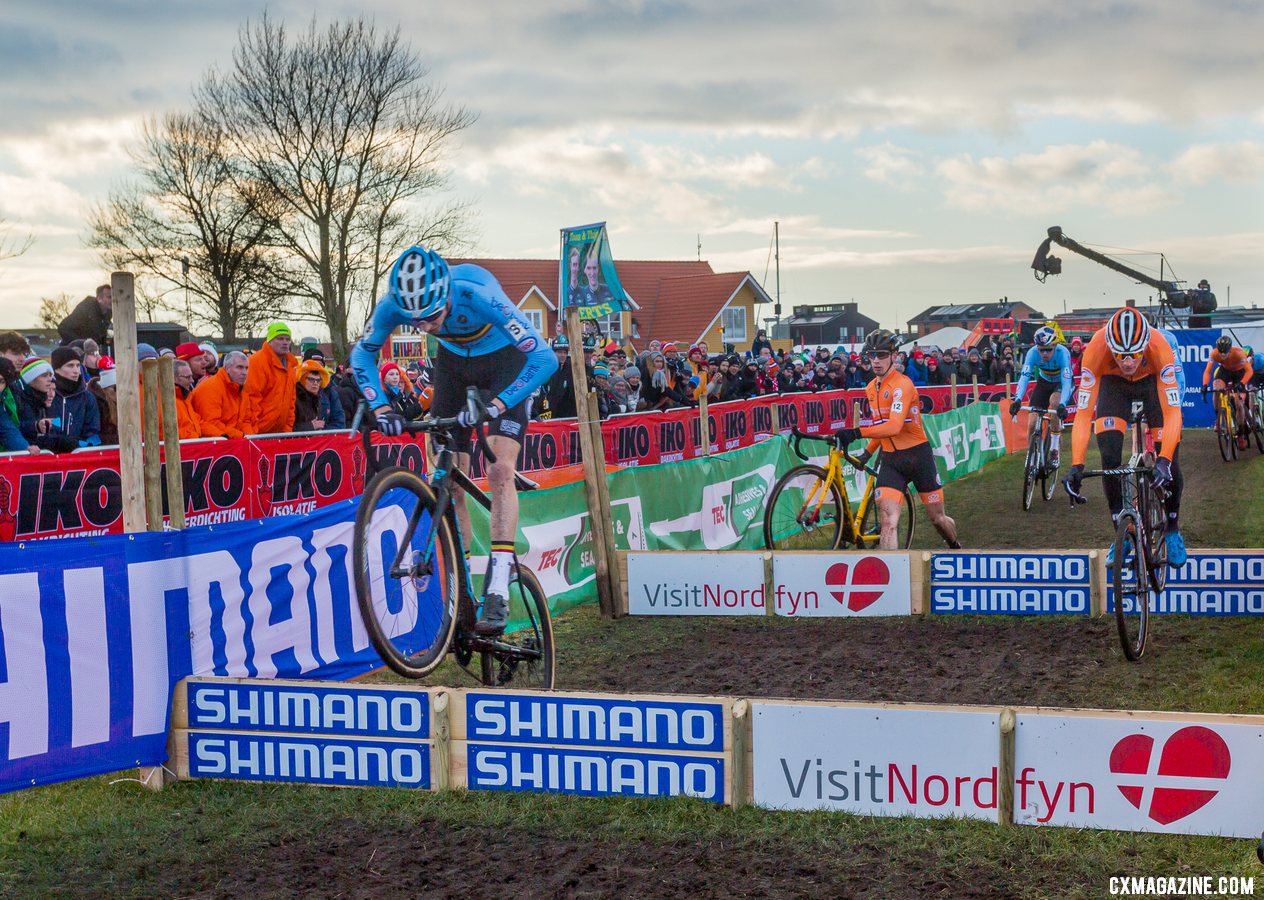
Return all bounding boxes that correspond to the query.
[771,302,880,346]
[906,300,1042,338]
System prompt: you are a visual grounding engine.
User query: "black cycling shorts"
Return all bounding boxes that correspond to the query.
[1030,378,1064,411]
[877,441,942,496]
[1213,365,1245,386]
[1094,375,1163,429]
[431,344,532,452]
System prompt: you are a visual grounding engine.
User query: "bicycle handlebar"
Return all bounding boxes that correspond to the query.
[788,427,879,477]
[355,387,498,465]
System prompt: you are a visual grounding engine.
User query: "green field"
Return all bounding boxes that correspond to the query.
[3,430,1262,898]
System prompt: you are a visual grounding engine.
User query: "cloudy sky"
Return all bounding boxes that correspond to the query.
[2,0,1262,337]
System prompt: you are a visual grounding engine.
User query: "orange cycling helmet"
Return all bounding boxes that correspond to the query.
[1105,307,1150,356]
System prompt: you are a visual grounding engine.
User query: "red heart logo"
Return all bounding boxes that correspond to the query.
[1108,726,1231,825]
[825,558,890,611]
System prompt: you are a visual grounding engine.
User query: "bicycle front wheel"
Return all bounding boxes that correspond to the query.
[1041,432,1058,502]
[858,484,915,549]
[480,564,555,690]
[1021,441,1038,511]
[764,464,844,551]
[1216,406,1233,462]
[1112,512,1149,662]
[1252,405,1264,454]
[353,467,459,678]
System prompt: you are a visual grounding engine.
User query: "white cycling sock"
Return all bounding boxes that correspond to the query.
[1051,433,1061,452]
[486,546,514,598]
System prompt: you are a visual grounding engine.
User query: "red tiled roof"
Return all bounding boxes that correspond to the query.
[450,258,765,347]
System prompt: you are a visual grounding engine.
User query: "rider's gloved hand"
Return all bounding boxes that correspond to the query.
[374,408,406,436]
[835,426,863,447]
[1008,398,1021,417]
[457,399,501,429]
[1066,463,1085,497]
[1056,403,1068,421]
[1201,385,1209,400]
[1152,456,1173,490]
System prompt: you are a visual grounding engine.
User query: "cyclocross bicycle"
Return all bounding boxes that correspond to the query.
[763,428,915,551]
[1209,385,1245,462]
[1065,402,1167,662]
[351,389,555,687]
[1019,406,1061,510]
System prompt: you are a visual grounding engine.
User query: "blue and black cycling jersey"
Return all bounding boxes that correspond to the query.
[1014,344,1073,400]
[1155,329,1187,394]
[350,263,557,411]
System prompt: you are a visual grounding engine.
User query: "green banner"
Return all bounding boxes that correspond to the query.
[560,222,631,319]
[470,403,1009,623]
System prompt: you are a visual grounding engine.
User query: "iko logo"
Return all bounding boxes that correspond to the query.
[826,559,890,611]
[1109,726,1231,825]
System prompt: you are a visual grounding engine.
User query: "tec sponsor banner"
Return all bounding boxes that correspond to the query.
[752,701,1001,820]
[1107,551,1264,616]
[0,498,432,794]
[923,402,1009,484]
[1014,711,1264,837]
[627,552,767,615]
[930,552,1093,615]
[458,691,729,803]
[773,553,912,617]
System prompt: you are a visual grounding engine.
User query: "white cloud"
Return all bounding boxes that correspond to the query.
[937,141,1170,215]
[0,116,139,178]
[706,242,1016,273]
[710,215,913,240]
[0,172,87,220]
[855,142,925,186]
[1169,142,1264,184]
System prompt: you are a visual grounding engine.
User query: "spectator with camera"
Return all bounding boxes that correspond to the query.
[642,351,686,410]
[16,358,76,452]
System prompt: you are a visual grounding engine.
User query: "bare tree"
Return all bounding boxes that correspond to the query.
[37,294,73,330]
[200,14,476,357]
[87,112,281,339]
[0,218,34,263]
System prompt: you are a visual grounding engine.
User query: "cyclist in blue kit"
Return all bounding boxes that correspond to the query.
[1008,326,1074,466]
[351,247,558,635]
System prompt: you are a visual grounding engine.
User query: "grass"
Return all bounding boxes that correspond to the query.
[3,429,1263,897]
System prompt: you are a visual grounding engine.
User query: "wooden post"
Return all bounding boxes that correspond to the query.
[998,708,1017,825]
[140,359,163,532]
[585,391,621,614]
[730,699,751,809]
[950,372,958,407]
[770,400,780,436]
[112,273,145,535]
[432,692,450,791]
[698,376,710,456]
[972,375,980,402]
[564,308,615,618]
[157,357,185,529]
[762,551,775,617]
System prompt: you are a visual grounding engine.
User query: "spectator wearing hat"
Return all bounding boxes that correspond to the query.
[199,342,219,377]
[75,339,102,383]
[542,337,576,420]
[642,351,685,410]
[191,350,248,439]
[906,349,928,386]
[301,348,346,429]
[380,361,423,421]
[0,332,31,369]
[176,342,209,386]
[240,322,298,434]
[50,346,101,446]
[1069,336,1084,379]
[88,357,119,445]
[750,329,772,358]
[924,353,947,386]
[57,284,112,346]
[623,366,643,409]
[0,358,37,453]
[16,358,76,452]
[294,359,335,431]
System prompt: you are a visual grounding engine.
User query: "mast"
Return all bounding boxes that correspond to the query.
[774,220,781,319]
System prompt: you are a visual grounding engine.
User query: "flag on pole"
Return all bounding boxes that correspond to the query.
[559,222,631,320]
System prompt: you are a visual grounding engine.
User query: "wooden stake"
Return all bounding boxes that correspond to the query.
[140,358,163,533]
[157,357,185,529]
[972,375,980,402]
[432,692,450,791]
[730,699,751,809]
[112,273,146,535]
[585,391,620,617]
[698,375,710,455]
[998,708,1016,825]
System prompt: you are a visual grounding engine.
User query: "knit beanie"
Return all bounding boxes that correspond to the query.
[266,321,292,343]
[624,366,641,379]
[51,346,82,372]
[21,357,53,385]
[137,343,158,361]
[97,356,117,389]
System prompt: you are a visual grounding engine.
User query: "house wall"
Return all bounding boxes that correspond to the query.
[698,283,761,352]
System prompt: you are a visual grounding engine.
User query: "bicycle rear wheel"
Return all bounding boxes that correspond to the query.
[1112,512,1149,662]
[1216,406,1233,462]
[353,467,459,678]
[1252,403,1264,454]
[859,485,915,549]
[1143,481,1168,593]
[764,464,844,551]
[480,564,555,689]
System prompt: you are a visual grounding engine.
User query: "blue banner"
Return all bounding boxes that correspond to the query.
[0,495,439,794]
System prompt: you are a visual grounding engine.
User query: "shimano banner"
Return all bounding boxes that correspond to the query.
[0,498,435,794]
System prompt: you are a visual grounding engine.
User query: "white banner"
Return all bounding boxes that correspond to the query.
[1015,712,1264,837]
[752,701,999,820]
[772,553,912,617]
[627,552,765,616]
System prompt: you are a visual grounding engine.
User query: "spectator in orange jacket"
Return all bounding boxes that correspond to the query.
[170,360,203,438]
[240,322,298,434]
[191,350,248,439]
[176,342,210,387]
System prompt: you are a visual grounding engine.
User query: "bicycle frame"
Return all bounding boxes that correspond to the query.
[792,434,881,546]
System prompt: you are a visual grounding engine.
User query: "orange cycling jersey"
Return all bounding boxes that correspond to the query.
[861,370,928,453]
[1071,328,1183,465]
[1202,347,1254,384]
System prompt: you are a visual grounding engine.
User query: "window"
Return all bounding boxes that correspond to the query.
[721,306,747,342]
[595,311,622,341]
[522,308,544,334]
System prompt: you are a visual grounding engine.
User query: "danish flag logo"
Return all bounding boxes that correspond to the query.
[1109,726,1231,825]
[824,558,891,612]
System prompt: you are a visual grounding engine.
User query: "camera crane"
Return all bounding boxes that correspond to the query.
[1030,226,1216,328]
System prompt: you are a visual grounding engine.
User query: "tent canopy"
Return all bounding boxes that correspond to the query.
[901,326,975,353]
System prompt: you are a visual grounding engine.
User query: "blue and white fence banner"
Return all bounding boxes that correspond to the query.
[0,495,434,794]
[1108,551,1264,616]
[929,552,1094,615]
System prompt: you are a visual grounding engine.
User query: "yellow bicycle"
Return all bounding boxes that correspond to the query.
[1209,385,1246,462]
[763,428,915,551]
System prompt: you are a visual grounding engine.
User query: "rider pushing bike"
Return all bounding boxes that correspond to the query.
[1063,307,1187,566]
[351,247,558,635]
[1008,326,1073,467]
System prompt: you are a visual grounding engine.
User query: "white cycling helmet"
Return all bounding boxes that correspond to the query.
[1104,307,1150,356]
[1033,326,1057,348]
[389,246,451,318]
